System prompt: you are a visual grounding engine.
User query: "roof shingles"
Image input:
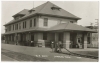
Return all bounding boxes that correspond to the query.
[4,1,80,26]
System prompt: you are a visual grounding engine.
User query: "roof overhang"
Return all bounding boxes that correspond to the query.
[4,12,81,26]
[12,14,25,17]
[37,13,81,20]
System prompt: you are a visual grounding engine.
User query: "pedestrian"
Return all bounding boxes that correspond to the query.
[31,40,34,46]
[58,41,62,53]
[56,42,59,52]
[51,41,54,52]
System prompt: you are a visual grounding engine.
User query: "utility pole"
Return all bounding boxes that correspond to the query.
[33,1,34,8]
[95,19,99,26]
[95,19,99,31]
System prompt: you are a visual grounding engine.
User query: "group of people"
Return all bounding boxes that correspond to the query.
[51,41,62,53]
[25,40,34,46]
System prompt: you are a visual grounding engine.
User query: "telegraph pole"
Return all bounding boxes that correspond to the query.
[95,19,99,26]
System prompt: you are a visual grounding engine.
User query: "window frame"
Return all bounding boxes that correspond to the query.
[30,20,32,27]
[34,18,36,27]
[44,18,48,26]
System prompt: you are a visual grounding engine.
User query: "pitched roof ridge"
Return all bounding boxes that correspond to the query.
[50,2,81,19]
[37,2,48,13]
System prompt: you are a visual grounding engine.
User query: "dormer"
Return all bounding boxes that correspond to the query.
[12,9,29,20]
[29,9,35,14]
[51,5,61,11]
[12,14,25,20]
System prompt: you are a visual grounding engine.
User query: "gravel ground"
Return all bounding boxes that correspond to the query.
[72,51,98,57]
[1,44,98,62]
[1,49,48,61]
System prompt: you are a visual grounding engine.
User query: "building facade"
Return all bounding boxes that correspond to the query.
[86,26,98,48]
[4,2,96,49]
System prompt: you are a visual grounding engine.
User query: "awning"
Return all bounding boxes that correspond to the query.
[4,23,97,35]
[48,23,97,33]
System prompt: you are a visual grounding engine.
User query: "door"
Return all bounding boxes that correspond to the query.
[31,34,34,41]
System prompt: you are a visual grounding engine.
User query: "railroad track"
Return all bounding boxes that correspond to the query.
[64,48,98,59]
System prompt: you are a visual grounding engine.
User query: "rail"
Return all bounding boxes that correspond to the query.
[64,48,98,59]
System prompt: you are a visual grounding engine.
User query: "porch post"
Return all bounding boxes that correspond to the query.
[55,33,59,42]
[90,33,92,47]
[84,33,87,49]
[63,32,70,49]
[5,35,7,44]
[55,33,59,52]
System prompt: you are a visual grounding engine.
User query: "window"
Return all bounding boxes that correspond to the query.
[23,22,24,28]
[15,24,17,30]
[5,27,7,32]
[17,24,18,30]
[34,18,36,27]
[9,26,11,31]
[43,32,47,40]
[25,21,26,28]
[13,24,14,30]
[15,24,16,30]
[30,20,32,27]
[44,18,48,26]
[19,23,21,29]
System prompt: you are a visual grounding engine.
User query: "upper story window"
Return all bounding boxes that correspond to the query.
[44,18,48,26]
[17,24,18,30]
[23,21,26,29]
[13,24,14,30]
[9,25,11,31]
[14,24,16,30]
[30,20,32,27]
[19,23,21,29]
[25,21,26,28]
[5,28,7,32]
[34,18,36,27]
[23,22,24,29]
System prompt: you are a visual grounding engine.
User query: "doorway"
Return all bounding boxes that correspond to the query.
[70,32,84,49]
[31,33,34,46]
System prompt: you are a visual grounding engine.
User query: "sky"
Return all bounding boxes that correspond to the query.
[1,1,99,33]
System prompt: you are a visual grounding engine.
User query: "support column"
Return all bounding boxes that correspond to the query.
[34,33,38,46]
[84,33,87,49]
[90,33,92,47]
[14,33,18,45]
[5,35,7,43]
[55,33,59,42]
[37,33,45,47]
[8,35,10,44]
[63,32,70,49]
[54,33,59,52]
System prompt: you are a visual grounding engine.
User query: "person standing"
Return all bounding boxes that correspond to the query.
[51,41,54,52]
[58,41,62,53]
[31,40,34,46]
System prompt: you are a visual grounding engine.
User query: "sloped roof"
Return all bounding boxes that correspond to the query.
[12,9,29,17]
[4,23,97,35]
[49,23,97,32]
[36,2,80,19]
[4,1,81,26]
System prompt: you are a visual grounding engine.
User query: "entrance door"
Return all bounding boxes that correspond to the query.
[31,34,34,41]
[58,33,63,48]
[70,32,77,48]
[31,33,34,46]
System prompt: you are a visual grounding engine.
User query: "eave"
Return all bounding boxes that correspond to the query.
[4,13,81,26]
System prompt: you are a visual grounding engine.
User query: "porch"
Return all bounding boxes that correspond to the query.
[4,31,90,49]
